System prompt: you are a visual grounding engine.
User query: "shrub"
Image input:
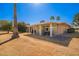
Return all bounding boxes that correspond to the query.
[0,21,12,32]
[18,22,26,33]
[0,20,27,33]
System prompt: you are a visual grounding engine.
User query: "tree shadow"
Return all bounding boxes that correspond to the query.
[0,36,19,45]
[0,33,8,35]
[0,32,12,35]
[24,32,79,47]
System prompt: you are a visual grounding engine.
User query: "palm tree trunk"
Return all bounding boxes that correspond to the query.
[11,3,19,39]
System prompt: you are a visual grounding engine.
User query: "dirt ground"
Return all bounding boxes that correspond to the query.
[0,32,79,56]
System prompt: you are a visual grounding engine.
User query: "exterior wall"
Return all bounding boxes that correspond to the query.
[57,24,70,34]
[59,25,64,34]
[52,24,58,33]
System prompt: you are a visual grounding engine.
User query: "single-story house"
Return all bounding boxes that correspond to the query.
[28,22,71,37]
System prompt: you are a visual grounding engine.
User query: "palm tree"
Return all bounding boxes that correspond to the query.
[11,3,19,39]
[56,16,60,33]
[56,16,60,21]
[50,16,55,22]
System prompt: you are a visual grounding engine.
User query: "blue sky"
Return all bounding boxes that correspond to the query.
[0,3,79,25]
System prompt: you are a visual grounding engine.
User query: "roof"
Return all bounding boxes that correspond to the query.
[30,22,71,27]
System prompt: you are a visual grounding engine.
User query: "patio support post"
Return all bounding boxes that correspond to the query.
[50,23,53,37]
[33,26,35,35]
[29,27,30,33]
[39,25,42,36]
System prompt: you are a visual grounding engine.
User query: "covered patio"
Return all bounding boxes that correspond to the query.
[28,22,71,37]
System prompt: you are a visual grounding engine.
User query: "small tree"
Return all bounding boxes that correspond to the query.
[0,20,12,33]
[18,22,26,33]
[50,16,55,22]
[56,16,60,21]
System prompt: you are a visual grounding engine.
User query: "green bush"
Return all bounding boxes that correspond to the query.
[18,22,26,33]
[0,21,12,31]
[0,20,27,33]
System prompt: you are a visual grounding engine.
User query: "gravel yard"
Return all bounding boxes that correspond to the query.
[0,32,79,56]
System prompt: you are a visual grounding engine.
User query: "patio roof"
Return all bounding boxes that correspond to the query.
[30,22,71,27]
